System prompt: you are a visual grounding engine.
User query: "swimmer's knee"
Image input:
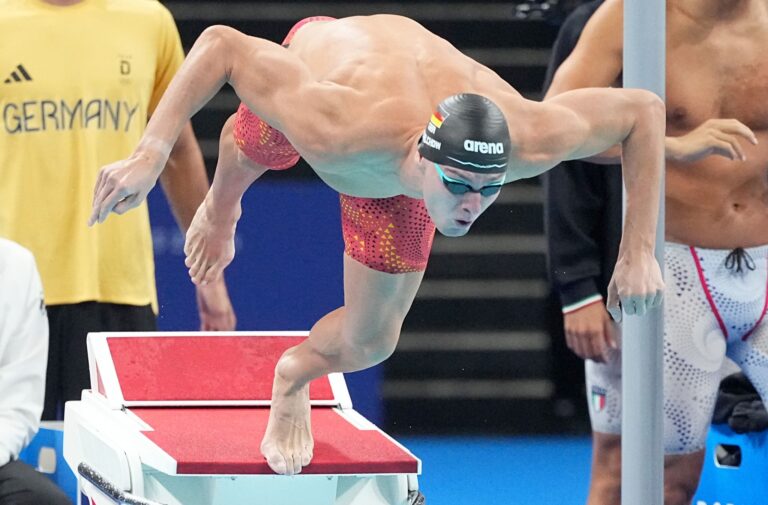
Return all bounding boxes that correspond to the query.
[663,481,698,505]
[357,340,398,367]
[346,324,402,366]
[233,103,300,170]
[588,434,622,505]
[664,452,704,505]
[590,478,621,505]
[593,432,622,462]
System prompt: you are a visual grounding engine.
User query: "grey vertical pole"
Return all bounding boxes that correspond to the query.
[622,1,665,505]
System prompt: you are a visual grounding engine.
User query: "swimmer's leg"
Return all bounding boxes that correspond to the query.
[184,112,268,284]
[584,347,623,505]
[260,255,424,475]
[661,244,726,505]
[587,432,621,505]
[663,452,706,505]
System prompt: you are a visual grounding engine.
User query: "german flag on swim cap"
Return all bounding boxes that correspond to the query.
[418,93,510,174]
[430,112,445,128]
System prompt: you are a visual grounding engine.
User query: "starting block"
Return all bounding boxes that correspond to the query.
[63,332,424,505]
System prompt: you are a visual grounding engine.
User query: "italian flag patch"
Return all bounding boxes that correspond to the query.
[591,386,607,412]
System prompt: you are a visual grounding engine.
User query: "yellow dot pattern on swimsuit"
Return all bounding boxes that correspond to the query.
[340,194,436,274]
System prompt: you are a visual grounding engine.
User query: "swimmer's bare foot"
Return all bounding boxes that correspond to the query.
[260,369,313,475]
[184,197,239,285]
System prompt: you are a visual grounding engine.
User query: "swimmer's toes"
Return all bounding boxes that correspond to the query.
[264,447,289,475]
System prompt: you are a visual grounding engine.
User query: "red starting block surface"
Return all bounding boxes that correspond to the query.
[78,332,420,478]
[132,407,418,475]
[103,335,334,402]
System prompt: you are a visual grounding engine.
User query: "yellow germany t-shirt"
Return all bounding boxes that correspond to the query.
[0,0,184,309]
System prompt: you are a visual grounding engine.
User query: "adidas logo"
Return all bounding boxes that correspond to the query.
[4,64,32,84]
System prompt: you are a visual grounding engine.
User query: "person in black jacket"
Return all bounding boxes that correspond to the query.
[541,2,624,503]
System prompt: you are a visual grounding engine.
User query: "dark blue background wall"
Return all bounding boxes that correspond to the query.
[148,179,384,425]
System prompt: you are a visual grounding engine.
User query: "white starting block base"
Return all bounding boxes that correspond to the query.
[64,332,423,505]
[142,471,412,505]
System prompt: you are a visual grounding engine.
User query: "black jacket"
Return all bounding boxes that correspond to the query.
[541,0,623,309]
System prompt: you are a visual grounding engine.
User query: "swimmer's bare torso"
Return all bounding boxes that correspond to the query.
[665,2,768,247]
[251,15,523,197]
[547,0,768,248]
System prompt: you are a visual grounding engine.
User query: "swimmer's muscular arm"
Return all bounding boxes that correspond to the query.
[90,25,328,224]
[140,25,318,160]
[496,88,665,317]
[530,88,663,245]
[521,87,665,316]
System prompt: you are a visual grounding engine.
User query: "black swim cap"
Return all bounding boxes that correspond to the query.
[418,94,510,174]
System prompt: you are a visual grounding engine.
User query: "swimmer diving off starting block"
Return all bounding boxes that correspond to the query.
[89,15,665,475]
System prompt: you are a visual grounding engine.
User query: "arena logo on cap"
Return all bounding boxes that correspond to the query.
[463,139,504,155]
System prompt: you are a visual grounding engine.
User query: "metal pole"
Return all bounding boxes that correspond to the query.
[622,1,665,505]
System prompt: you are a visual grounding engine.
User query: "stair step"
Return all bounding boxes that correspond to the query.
[383,378,552,400]
[470,202,543,235]
[426,252,545,280]
[404,298,547,331]
[384,398,560,434]
[396,330,548,352]
[386,351,550,380]
[416,279,547,299]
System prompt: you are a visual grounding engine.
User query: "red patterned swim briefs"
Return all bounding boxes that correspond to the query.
[340,194,436,274]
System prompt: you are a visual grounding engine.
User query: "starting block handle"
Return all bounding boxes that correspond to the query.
[78,463,165,505]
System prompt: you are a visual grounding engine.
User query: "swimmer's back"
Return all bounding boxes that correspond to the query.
[287,15,498,101]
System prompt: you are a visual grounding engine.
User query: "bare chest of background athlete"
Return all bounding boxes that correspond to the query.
[665,6,768,247]
[283,15,515,198]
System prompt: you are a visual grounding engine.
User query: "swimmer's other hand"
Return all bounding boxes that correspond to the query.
[667,118,757,164]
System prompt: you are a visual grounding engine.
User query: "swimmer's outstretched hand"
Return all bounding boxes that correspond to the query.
[606,248,664,322]
[666,118,758,163]
[89,149,167,226]
[184,197,240,286]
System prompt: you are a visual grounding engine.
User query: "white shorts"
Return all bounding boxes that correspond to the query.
[586,242,768,453]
